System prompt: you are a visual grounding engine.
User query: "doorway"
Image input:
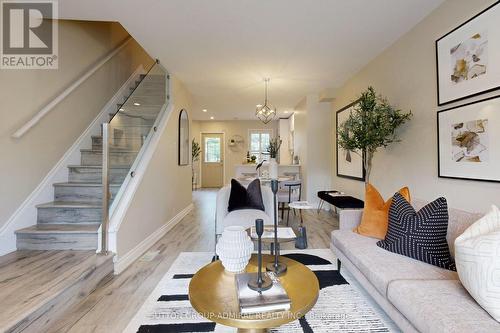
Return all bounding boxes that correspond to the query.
[201,133,224,188]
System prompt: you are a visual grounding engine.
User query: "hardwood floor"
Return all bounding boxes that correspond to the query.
[47,189,339,333]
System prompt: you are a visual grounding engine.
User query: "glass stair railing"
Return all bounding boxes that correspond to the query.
[100,61,169,253]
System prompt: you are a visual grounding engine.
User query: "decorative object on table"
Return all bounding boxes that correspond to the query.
[354,184,410,240]
[215,226,253,273]
[267,136,282,179]
[191,138,201,190]
[238,271,290,314]
[288,201,314,249]
[256,78,277,124]
[248,219,273,292]
[249,226,296,257]
[228,179,265,212]
[437,95,500,182]
[266,179,287,275]
[129,250,395,333]
[337,87,412,184]
[436,2,500,106]
[455,205,500,322]
[255,160,264,176]
[246,151,251,163]
[377,193,456,271]
[178,109,189,166]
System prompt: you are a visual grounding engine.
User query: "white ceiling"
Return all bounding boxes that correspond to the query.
[59,0,444,120]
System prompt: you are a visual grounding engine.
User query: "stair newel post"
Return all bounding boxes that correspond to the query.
[100,122,110,255]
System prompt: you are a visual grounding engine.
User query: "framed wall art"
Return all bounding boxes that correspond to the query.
[437,95,500,183]
[336,100,365,181]
[436,1,500,106]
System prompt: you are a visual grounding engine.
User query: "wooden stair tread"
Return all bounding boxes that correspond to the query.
[52,182,121,187]
[0,250,113,332]
[15,224,100,234]
[36,201,101,209]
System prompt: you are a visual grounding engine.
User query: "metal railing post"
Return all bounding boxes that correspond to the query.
[101,123,110,255]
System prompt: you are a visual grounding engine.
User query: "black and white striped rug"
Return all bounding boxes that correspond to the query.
[125,249,397,333]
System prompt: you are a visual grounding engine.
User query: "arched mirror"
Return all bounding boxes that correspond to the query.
[178,109,189,165]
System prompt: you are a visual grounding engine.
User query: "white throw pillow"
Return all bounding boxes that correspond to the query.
[455,205,500,322]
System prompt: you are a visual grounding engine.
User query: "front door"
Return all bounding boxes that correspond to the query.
[201,133,224,188]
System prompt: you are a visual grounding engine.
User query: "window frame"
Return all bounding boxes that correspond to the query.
[248,129,273,162]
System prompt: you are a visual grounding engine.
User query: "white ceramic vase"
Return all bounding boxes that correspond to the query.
[269,157,278,179]
[216,226,254,273]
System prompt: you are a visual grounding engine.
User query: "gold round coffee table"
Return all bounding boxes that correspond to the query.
[189,254,319,333]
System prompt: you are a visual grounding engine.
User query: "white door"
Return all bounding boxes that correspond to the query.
[201,133,224,188]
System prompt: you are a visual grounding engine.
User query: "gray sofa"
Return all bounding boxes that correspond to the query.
[330,200,500,333]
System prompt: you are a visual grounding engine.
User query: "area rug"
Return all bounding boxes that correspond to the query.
[124,249,397,333]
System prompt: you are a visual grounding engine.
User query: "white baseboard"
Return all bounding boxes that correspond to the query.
[0,65,145,256]
[113,203,194,275]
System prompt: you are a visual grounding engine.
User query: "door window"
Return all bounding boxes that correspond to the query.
[204,137,221,163]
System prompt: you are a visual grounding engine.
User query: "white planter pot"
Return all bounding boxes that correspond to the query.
[216,226,254,273]
[269,158,278,179]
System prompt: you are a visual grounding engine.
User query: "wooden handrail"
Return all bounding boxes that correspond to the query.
[12,36,133,139]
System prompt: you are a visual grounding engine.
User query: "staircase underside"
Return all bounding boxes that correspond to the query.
[0,250,113,333]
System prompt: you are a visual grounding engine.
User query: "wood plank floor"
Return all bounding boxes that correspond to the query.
[0,250,113,333]
[47,189,339,333]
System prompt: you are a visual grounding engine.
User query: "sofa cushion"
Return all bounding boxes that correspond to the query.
[354,184,410,240]
[228,179,265,212]
[455,205,500,322]
[222,209,273,231]
[332,230,458,297]
[387,279,500,333]
[377,194,456,271]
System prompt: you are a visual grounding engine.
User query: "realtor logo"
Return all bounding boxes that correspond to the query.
[1,0,58,69]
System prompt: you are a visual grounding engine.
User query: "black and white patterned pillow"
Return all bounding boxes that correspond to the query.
[376,193,456,271]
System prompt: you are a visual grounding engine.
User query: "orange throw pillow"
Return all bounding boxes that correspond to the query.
[354,184,411,239]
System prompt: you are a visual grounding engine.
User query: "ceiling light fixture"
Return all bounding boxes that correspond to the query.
[284,110,289,114]
[210,116,214,120]
[133,102,141,106]
[255,78,276,124]
[202,109,207,112]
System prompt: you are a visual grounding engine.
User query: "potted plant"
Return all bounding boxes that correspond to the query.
[337,87,412,184]
[267,137,282,179]
[191,138,201,189]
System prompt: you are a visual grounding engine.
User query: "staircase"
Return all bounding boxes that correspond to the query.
[15,69,166,251]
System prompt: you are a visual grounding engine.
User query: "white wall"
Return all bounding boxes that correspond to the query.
[0,20,152,230]
[331,0,499,213]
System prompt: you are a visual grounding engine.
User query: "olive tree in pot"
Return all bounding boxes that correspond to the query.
[191,138,201,189]
[337,87,412,184]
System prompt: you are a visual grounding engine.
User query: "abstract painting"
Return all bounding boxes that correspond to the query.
[438,95,500,183]
[336,100,365,181]
[451,119,488,163]
[436,2,500,105]
[450,32,487,84]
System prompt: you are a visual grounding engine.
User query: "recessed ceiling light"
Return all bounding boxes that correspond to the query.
[284,110,289,114]
[134,102,141,106]
[119,108,124,112]
[202,109,207,112]
[256,104,262,108]
[210,116,214,120]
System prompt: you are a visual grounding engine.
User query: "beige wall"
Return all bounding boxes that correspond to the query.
[191,120,279,186]
[331,0,500,213]
[293,96,333,204]
[0,20,153,229]
[117,76,193,255]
